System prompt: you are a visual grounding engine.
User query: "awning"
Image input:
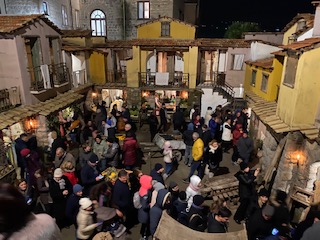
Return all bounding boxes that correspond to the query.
[0,106,39,130]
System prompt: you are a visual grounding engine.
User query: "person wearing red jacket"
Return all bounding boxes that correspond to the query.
[232,124,243,164]
[122,132,139,170]
[61,160,78,186]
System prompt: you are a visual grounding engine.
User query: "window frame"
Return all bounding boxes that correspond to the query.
[137,1,150,20]
[61,5,68,26]
[260,73,269,93]
[161,22,170,37]
[251,70,257,86]
[75,9,80,28]
[90,9,106,37]
[283,56,298,88]
[231,53,244,71]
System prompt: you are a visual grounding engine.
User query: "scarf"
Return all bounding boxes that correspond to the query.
[54,178,66,190]
[209,145,218,154]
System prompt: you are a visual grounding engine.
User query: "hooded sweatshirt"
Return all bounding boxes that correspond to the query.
[186,175,201,209]
[138,175,153,224]
[150,189,171,236]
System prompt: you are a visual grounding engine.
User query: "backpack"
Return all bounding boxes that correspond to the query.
[133,191,142,209]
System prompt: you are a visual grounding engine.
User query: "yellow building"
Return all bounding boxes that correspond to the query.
[282,13,314,45]
[276,38,320,129]
[244,56,284,102]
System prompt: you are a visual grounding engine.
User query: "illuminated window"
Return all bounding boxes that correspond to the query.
[138,1,150,19]
[91,10,106,36]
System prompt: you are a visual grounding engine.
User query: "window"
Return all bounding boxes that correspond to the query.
[231,54,244,70]
[91,10,106,36]
[75,10,80,28]
[42,1,49,15]
[261,74,269,92]
[61,5,68,26]
[283,56,298,87]
[297,20,306,31]
[161,22,170,37]
[138,1,150,19]
[251,70,257,86]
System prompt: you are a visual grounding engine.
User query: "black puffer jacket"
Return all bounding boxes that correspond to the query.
[234,170,256,200]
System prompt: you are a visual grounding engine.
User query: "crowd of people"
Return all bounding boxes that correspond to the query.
[2,99,319,240]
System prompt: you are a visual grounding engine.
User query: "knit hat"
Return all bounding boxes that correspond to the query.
[258,188,270,197]
[276,190,287,203]
[54,168,63,178]
[73,184,83,194]
[20,148,31,157]
[89,153,99,163]
[169,181,178,189]
[262,204,275,217]
[155,163,163,171]
[193,195,205,206]
[106,137,114,143]
[178,191,187,201]
[240,162,248,170]
[79,197,93,210]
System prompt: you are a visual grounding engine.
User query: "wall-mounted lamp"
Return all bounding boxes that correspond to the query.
[289,150,305,166]
[26,117,38,133]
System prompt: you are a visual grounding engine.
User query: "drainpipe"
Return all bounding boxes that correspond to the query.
[122,0,126,40]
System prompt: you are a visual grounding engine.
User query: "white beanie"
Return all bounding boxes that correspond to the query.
[54,168,63,178]
[79,197,92,210]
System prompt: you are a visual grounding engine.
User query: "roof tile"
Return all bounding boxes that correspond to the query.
[246,58,274,69]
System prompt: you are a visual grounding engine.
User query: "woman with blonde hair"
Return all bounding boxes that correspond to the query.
[61,160,78,186]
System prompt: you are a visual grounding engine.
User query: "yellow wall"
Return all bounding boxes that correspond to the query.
[63,37,86,46]
[137,19,196,39]
[126,46,140,88]
[277,47,320,126]
[244,57,283,102]
[282,23,297,45]
[89,51,106,84]
[185,46,198,88]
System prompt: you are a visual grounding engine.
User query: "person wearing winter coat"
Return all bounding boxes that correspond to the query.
[149,189,171,236]
[172,191,188,222]
[221,118,233,153]
[92,135,108,163]
[233,162,260,224]
[172,106,185,133]
[66,184,83,228]
[54,147,76,169]
[150,180,165,208]
[245,188,269,221]
[187,195,208,232]
[209,114,218,139]
[183,123,194,166]
[61,160,78,186]
[138,175,153,239]
[0,183,61,240]
[236,130,254,164]
[77,198,102,240]
[185,175,202,210]
[15,133,29,179]
[301,212,320,240]
[232,124,243,163]
[206,140,223,173]
[49,168,73,229]
[207,206,232,233]
[148,111,159,141]
[157,103,168,133]
[150,163,165,185]
[199,124,212,150]
[204,107,214,126]
[79,142,94,169]
[122,132,139,170]
[20,148,41,187]
[104,137,120,169]
[34,168,52,214]
[270,190,290,229]
[162,141,173,176]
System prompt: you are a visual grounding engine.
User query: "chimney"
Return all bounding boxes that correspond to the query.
[312,1,320,36]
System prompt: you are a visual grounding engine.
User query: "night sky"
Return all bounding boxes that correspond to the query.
[198,0,315,37]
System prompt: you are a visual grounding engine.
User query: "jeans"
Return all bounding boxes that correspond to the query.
[165,162,172,174]
[184,145,192,164]
[188,160,202,179]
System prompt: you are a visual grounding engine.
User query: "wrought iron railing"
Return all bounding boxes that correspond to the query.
[139,72,189,88]
[106,70,127,84]
[28,63,70,91]
[200,72,226,85]
[72,69,87,88]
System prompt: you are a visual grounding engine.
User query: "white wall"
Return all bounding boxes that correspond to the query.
[250,42,281,61]
[200,88,228,117]
[297,28,313,41]
[71,53,85,71]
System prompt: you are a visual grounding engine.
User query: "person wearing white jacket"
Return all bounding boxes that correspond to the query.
[185,175,202,210]
[163,141,173,178]
[222,118,233,153]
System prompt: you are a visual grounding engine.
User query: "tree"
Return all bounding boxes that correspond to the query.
[224,22,261,39]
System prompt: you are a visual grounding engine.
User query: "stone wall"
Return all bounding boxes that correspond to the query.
[35,115,49,147]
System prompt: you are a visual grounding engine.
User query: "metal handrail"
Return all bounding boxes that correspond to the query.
[139,72,189,87]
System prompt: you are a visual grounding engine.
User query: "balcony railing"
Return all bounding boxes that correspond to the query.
[106,70,127,85]
[0,87,21,113]
[139,72,189,88]
[200,72,226,86]
[72,69,87,88]
[28,63,70,92]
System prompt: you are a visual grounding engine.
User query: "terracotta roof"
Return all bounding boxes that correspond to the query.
[136,16,196,28]
[245,58,273,69]
[282,13,314,33]
[0,106,39,130]
[294,19,314,36]
[246,91,319,140]
[280,37,320,50]
[0,14,61,34]
[99,38,251,49]
[61,29,92,37]
[62,40,92,52]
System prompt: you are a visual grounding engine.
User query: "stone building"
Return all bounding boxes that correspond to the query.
[79,0,185,40]
[0,0,81,30]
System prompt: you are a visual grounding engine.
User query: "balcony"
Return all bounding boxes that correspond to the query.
[106,70,127,86]
[139,72,189,89]
[0,87,21,113]
[198,72,226,87]
[72,69,87,88]
[28,63,70,92]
